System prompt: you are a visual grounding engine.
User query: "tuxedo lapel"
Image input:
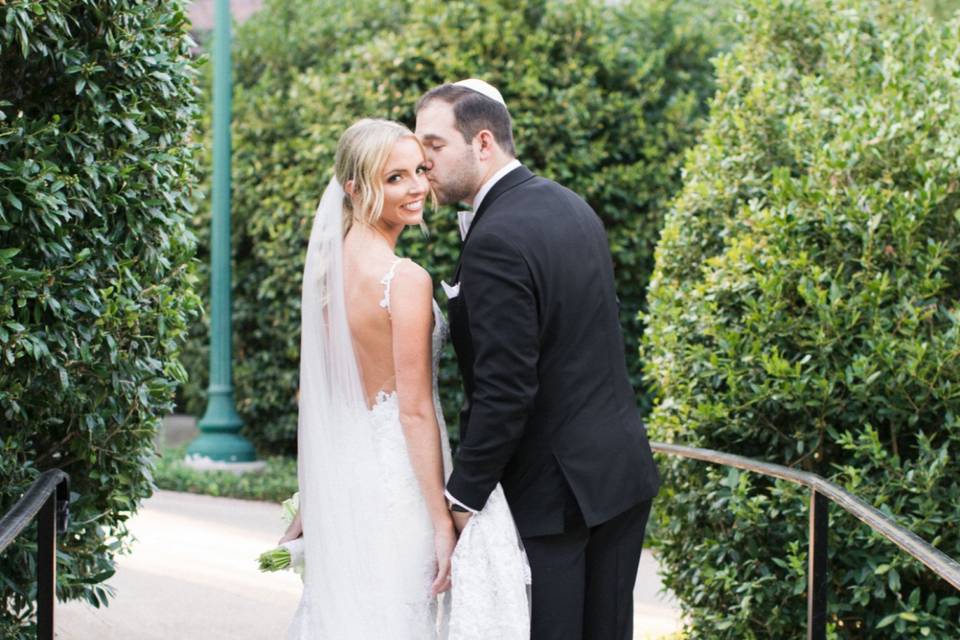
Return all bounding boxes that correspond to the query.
[453,165,535,281]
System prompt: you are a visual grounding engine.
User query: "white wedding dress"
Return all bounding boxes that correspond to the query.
[288,177,530,640]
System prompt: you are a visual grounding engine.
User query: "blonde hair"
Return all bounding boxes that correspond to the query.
[334,118,429,234]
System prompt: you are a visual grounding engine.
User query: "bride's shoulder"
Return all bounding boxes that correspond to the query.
[391,258,432,290]
[387,259,433,313]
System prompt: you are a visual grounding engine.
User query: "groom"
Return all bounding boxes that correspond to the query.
[415,79,661,640]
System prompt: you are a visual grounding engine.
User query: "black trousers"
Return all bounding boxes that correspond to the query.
[522,498,653,640]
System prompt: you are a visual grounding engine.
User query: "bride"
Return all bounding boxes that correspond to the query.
[280,118,530,639]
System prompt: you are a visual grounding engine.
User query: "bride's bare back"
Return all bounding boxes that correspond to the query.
[342,231,408,406]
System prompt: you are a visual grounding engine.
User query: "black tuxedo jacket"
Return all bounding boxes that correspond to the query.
[445,165,660,538]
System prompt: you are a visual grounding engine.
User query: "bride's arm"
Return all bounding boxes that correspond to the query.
[390,262,456,592]
[278,510,302,544]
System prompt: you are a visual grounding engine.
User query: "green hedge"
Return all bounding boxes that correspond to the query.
[0,1,200,635]
[180,0,724,454]
[153,446,298,502]
[926,0,960,18]
[643,0,960,637]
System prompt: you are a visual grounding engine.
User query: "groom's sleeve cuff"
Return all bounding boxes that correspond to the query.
[445,489,479,514]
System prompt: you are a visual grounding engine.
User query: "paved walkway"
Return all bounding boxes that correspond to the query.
[57,491,683,639]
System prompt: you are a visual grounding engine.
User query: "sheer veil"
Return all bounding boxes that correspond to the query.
[290,176,400,638]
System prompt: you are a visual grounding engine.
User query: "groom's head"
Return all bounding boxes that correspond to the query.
[415,81,516,206]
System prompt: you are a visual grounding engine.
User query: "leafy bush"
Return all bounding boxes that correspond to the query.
[0,1,200,635]
[925,0,960,19]
[153,446,298,502]
[180,0,723,454]
[643,0,960,637]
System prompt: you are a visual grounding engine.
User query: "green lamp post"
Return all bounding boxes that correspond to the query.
[186,0,260,470]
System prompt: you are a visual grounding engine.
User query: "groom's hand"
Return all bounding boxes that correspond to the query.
[451,509,472,533]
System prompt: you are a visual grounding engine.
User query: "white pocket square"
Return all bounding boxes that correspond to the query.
[441,280,461,299]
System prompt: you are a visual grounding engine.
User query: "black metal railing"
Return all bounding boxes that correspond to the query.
[650,442,960,640]
[0,470,70,640]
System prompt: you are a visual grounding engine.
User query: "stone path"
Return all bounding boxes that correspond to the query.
[56,490,683,639]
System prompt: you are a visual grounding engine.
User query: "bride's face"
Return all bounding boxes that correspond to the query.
[377,136,430,228]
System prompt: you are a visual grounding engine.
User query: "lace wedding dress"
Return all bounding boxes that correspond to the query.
[288,178,529,640]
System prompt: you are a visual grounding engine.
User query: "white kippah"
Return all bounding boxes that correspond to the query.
[453,78,507,108]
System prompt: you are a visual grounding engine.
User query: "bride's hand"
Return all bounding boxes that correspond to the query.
[431,522,456,596]
[278,510,303,545]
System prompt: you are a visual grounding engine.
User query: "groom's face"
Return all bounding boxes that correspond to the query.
[415,100,482,206]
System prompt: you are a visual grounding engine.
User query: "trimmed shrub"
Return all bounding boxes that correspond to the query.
[643,0,960,637]
[926,0,960,19]
[153,446,298,502]
[181,0,723,454]
[0,1,200,635]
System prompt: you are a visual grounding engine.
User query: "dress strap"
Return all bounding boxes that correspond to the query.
[379,258,404,315]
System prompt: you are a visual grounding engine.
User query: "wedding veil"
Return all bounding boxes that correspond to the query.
[291,176,401,637]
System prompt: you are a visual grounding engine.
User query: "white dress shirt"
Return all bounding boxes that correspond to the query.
[456,159,522,241]
[446,158,522,513]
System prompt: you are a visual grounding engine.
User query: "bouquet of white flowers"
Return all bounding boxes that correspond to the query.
[257,492,304,577]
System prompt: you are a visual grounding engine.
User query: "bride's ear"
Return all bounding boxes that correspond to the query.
[344,179,355,198]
